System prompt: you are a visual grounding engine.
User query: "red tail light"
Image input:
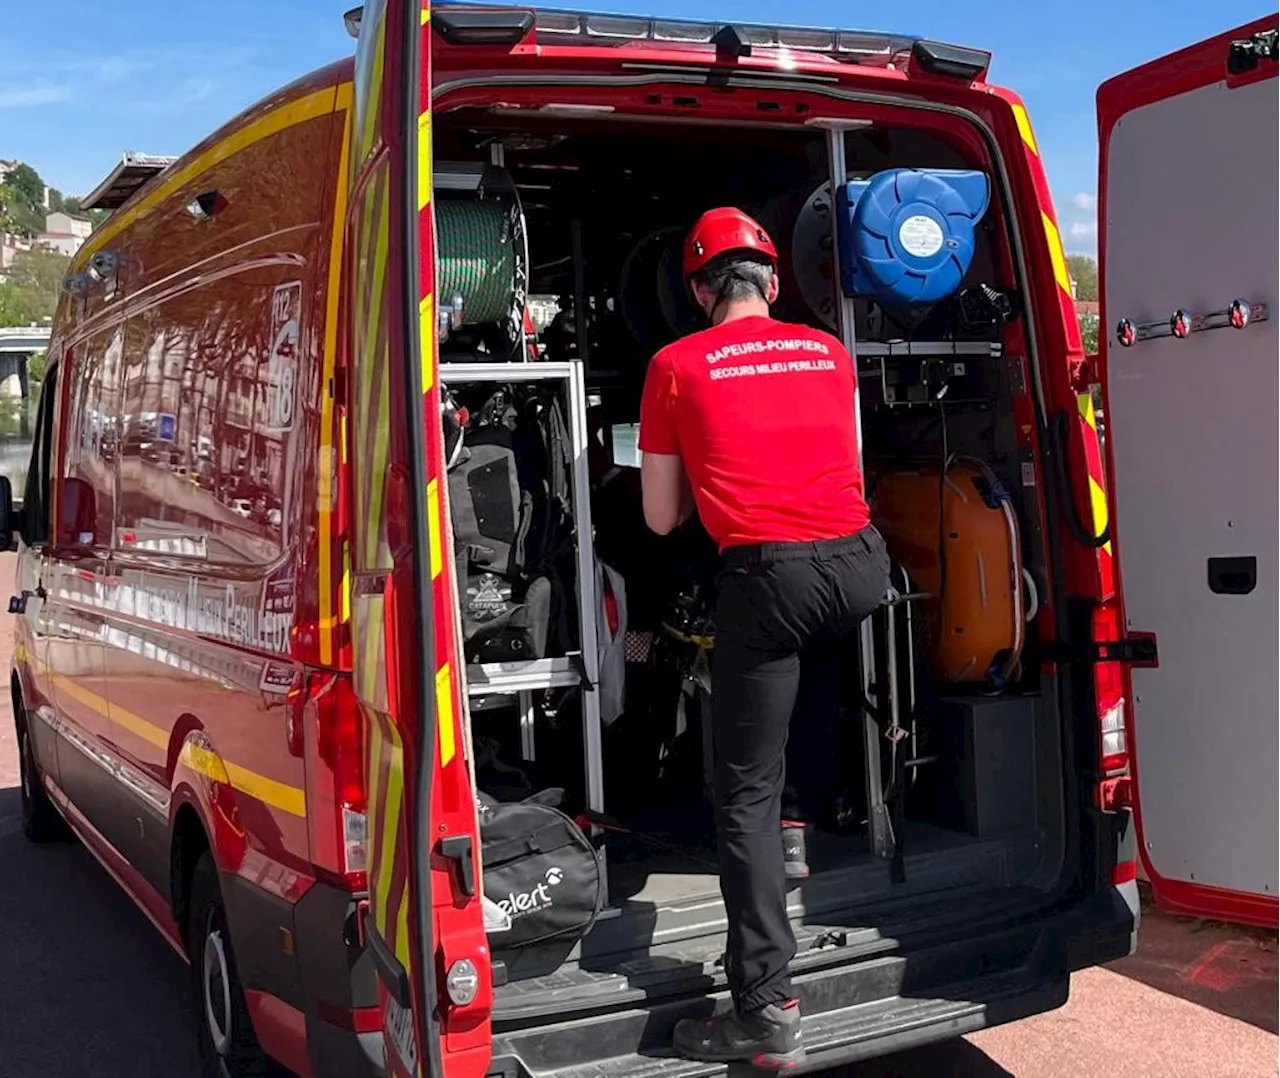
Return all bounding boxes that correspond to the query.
[300,673,368,891]
[1092,603,1129,777]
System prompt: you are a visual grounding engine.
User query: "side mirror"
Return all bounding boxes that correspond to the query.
[0,477,14,551]
[57,477,98,548]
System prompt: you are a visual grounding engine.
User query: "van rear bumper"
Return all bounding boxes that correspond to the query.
[486,883,1139,1078]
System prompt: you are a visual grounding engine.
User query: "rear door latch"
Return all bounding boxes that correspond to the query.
[1050,634,1159,668]
[439,834,476,897]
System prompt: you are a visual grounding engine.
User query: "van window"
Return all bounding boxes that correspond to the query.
[116,278,295,565]
[21,359,59,547]
[61,331,121,548]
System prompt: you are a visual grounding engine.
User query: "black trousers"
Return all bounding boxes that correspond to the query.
[711,526,890,1013]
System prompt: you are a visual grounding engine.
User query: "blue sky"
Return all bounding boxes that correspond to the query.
[1,1,1266,255]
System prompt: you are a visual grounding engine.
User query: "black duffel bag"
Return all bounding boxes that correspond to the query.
[478,791,603,949]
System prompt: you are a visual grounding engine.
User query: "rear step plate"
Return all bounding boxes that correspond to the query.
[494,965,1067,1078]
[490,926,1068,1077]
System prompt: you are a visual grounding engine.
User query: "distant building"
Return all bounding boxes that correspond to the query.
[0,231,33,273]
[37,211,93,257]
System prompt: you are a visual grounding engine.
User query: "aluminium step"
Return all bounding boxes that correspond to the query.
[490,924,1069,1077]
[491,884,1049,1024]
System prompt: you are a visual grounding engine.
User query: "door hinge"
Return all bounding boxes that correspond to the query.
[1228,29,1278,75]
[1049,633,1158,668]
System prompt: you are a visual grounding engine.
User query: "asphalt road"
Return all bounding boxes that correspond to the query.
[0,552,1274,1077]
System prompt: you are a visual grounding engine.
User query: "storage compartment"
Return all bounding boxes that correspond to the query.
[430,101,1065,1005]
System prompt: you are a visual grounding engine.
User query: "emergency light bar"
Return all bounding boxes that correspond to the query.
[429,2,919,66]
[534,8,915,62]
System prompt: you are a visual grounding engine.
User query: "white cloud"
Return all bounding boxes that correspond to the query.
[1071,192,1097,212]
[1069,220,1098,240]
[0,83,71,109]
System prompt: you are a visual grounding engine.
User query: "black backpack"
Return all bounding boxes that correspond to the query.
[447,388,574,663]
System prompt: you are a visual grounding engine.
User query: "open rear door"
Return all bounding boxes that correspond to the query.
[1097,17,1278,928]
[347,2,490,1076]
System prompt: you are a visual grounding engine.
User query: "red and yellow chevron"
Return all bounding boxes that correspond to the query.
[347,1,423,1074]
[1004,96,1114,603]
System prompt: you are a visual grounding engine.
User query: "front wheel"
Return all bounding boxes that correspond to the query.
[187,853,279,1077]
[17,711,70,843]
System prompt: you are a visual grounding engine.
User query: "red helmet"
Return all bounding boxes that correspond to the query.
[683,207,778,280]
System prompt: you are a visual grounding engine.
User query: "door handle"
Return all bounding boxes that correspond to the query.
[1207,556,1256,596]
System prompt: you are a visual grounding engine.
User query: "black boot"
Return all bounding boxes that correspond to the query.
[672,1001,805,1068]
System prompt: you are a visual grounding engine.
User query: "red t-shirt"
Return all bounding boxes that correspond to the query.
[638,315,871,551]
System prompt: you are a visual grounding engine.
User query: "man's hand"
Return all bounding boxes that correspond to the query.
[641,451,695,535]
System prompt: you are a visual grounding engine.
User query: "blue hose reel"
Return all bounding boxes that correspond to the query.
[836,169,991,307]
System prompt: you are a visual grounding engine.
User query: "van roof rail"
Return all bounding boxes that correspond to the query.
[432,1,920,67]
[82,152,178,212]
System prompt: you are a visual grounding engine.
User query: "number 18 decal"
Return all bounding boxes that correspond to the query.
[268,281,301,432]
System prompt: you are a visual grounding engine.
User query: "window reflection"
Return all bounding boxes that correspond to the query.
[63,330,122,547]
[115,274,298,565]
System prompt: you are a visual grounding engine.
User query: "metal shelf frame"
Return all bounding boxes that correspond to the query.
[822,128,896,863]
[441,359,605,816]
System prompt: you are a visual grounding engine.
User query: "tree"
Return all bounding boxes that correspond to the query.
[0,248,69,327]
[1078,313,1099,356]
[3,163,44,208]
[0,163,48,239]
[1066,255,1098,302]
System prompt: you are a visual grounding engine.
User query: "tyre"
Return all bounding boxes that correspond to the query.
[17,708,70,843]
[187,852,279,1077]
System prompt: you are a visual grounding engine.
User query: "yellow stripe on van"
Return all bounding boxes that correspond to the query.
[417,111,433,212]
[318,89,355,667]
[360,27,387,164]
[376,724,405,931]
[1088,476,1110,533]
[426,478,443,579]
[225,762,307,818]
[1077,391,1098,431]
[395,886,412,970]
[1011,103,1038,155]
[1041,212,1072,296]
[108,700,169,750]
[178,741,231,786]
[75,86,340,271]
[365,715,385,879]
[51,674,306,817]
[419,293,435,392]
[435,663,456,766]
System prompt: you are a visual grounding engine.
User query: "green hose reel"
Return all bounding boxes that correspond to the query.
[436,168,528,358]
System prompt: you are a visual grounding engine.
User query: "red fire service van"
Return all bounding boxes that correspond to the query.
[6,5,1274,1077]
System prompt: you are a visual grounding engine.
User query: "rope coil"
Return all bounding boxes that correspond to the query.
[436,199,519,325]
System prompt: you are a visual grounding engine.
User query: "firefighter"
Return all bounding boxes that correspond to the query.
[638,207,890,1066]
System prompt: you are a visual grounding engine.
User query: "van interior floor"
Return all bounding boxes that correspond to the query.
[490,808,1050,1017]
[491,827,1049,1022]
